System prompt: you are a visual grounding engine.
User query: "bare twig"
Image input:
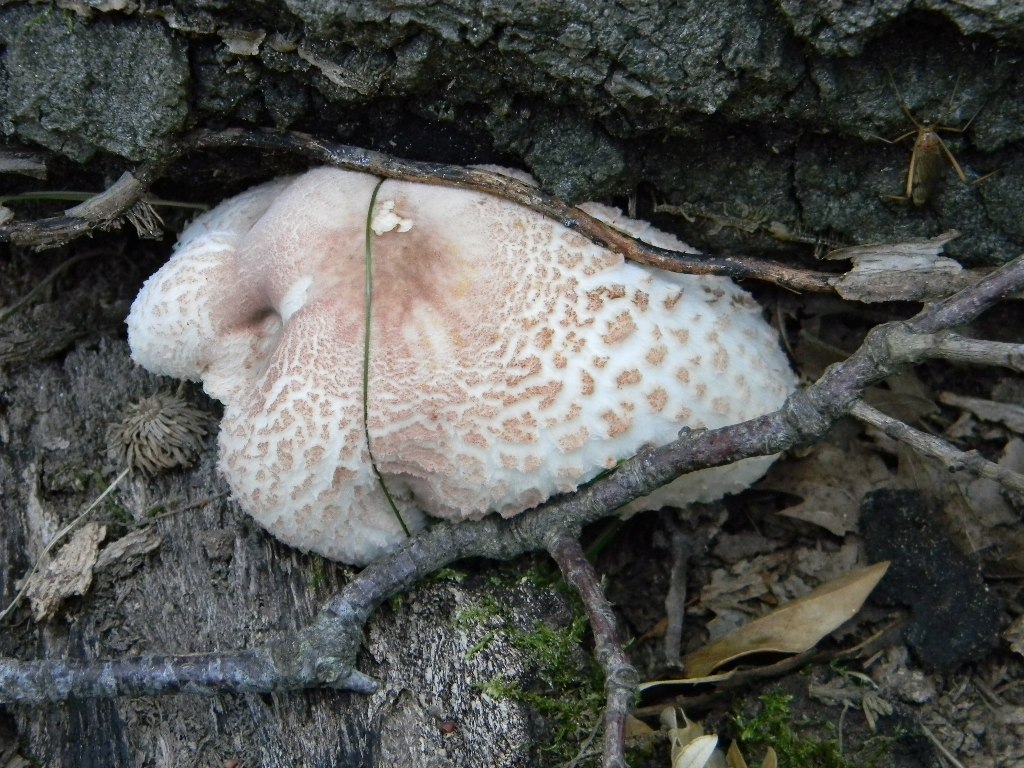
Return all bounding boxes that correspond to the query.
[927,333,1024,373]
[2,253,1022,703]
[0,130,835,291]
[12,129,1023,307]
[662,511,690,667]
[546,529,638,768]
[920,723,970,768]
[851,400,1024,496]
[0,169,165,247]
[188,130,836,293]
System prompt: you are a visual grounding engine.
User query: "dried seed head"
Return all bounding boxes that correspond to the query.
[107,393,209,475]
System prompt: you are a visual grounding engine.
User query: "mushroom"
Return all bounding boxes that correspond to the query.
[127,167,796,564]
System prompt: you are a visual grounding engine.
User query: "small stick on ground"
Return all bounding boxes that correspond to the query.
[0,129,833,293]
[662,510,690,668]
[927,333,1024,373]
[546,529,638,768]
[850,400,1024,496]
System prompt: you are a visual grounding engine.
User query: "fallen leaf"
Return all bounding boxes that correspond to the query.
[1004,614,1024,658]
[682,562,890,677]
[960,437,1024,528]
[624,714,655,738]
[23,522,106,621]
[939,392,1024,434]
[660,709,772,768]
[727,741,777,768]
[661,706,706,746]
[725,741,747,768]
[673,735,722,768]
[662,708,725,768]
[760,442,890,536]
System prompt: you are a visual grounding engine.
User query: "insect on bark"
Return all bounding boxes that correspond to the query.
[878,72,996,206]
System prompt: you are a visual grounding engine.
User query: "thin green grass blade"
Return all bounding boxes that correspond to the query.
[363,180,411,537]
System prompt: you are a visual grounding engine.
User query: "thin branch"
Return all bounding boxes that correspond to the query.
[928,333,1024,373]
[662,511,690,667]
[3,253,1022,703]
[0,129,834,291]
[850,400,1024,496]
[546,529,638,768]
[187,130,836,293]
[0,649,378,701]
[0,168,165,247]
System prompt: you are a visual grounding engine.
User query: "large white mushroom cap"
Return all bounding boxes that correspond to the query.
[127,167,796,564]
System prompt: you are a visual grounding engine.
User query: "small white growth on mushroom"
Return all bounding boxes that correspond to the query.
[370,199,414,236]
[127,167,796,565]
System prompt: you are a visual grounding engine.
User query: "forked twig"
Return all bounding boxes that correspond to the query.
[2,252,1022,703]
[851,400,1024,496]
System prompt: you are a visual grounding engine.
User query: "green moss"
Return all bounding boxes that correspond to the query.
[308,555,329,591]
[457,595,604,763]
[428,567,468,583]
[734,693,900,768]
[735,693,848,767]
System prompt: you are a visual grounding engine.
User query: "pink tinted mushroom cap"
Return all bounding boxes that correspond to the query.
[127,167,796,564]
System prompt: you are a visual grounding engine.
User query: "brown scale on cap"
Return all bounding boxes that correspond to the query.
[127,168,796,564]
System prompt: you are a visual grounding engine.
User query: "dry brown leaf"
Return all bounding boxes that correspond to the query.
[939,392,1024,434]
[624,714,655,738]
[660,709,774,768]
[673,735,722,768]
[662,706,705,746]
[726,740,748,768]
[22,522,106,621]
[760,441,890,536]
[865,370,940,427]
[960,437,1024,527]
[1004,614,1024,658]
[682,562,890,677]
[726,741,775,768]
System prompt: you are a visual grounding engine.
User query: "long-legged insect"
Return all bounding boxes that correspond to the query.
[879,72,996,206]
